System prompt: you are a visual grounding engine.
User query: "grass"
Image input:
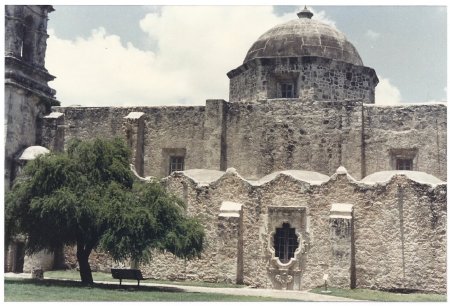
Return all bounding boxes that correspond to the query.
[45,270,245,288]
[4,278,294,302]
[10,270,446,302]
[310,286,447,302]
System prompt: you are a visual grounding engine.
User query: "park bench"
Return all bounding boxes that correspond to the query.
[111,268,148,287]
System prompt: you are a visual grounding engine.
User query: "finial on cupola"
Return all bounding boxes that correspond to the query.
[297,5,313,19]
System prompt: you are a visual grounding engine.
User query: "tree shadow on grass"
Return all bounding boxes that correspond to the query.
[5,278,185,293]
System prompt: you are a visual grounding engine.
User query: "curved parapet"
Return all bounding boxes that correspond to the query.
[165,167,446,189]
[178,169,226,186]
[167,168,331,187]
[255,170,330,186]
[361,170,444,187]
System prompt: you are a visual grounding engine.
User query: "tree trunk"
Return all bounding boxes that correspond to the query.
[76,244,93,284]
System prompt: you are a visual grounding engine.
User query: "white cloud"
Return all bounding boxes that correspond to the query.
[309,7,337,28]
[375,77,402,105]
[46,6,296,107]
[46,8,412,108]
[365,29,380,40]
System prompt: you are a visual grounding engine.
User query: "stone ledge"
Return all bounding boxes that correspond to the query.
[330,203,353,219]
[219,201,243,218]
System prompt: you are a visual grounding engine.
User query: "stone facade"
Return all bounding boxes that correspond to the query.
[5,5,59,189]
[61,168,446,293]
[363,104,447,180]
[4,5,59,273]
[43,100,446,181]
[4,6,446,293]
[228,57,378,103]
[144,169,445,293]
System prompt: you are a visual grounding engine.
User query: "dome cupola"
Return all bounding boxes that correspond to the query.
[244,7,363,66]
[227,7,378,104]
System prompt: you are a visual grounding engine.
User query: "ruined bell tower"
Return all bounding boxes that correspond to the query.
[4,5,59,189]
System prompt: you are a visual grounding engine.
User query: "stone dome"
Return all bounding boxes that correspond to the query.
[244,7,363,66]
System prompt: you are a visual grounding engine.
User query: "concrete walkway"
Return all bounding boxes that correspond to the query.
[5,272,360,302]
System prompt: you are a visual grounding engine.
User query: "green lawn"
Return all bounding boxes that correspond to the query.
[310,287,446,302]
[4,278,293,302]
[45,270,245,288]
[9,270,446,302]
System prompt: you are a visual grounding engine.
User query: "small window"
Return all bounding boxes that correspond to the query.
[169,156,184,174]
[274,223,299,264]
[390,148,417,171]
[396,158,413,170]
[281,83,295,98]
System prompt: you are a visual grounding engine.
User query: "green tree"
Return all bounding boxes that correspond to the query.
[5,138,204,284]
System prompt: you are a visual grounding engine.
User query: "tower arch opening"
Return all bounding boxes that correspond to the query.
[22,15,34,62]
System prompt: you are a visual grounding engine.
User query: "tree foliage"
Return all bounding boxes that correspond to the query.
[5,138,204,284]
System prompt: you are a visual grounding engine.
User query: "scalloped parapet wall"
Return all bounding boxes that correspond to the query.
[165,167,446,189]
[147,166,447,293]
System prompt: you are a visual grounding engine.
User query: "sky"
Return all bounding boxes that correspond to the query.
[43,5,447,107]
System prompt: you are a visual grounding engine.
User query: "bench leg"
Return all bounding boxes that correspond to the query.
[120,279,122,286]
[138,280,140,287]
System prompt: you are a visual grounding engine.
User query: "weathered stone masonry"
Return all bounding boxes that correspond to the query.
[228,57,378,103]
[43,101,447,181]
[5,5,446,293]
[5,5,59,189]
[61,168,447,293]
[363,104,447,180]
[143,169,446,293]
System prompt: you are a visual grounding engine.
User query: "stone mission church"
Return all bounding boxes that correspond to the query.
[4,5,447,293]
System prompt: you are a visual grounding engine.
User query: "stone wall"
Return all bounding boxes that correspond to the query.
[203,100,227,171]
[138,169,446,292]
[295,57,377,103]
[58,168,446,293]
[5,5,54,68]
[48,105,207,177]
[363,103,447,181]
[224,99,364,180]
[63,246,131,273]
[5,88,44,164]
[228,57,378,103]
[23,250,55,272]
[45,100,446,182]
[143,106,206,177]
[5,5,58,189]
[4,86,52,189]
[5,240,55,273]
[228,60,262,102]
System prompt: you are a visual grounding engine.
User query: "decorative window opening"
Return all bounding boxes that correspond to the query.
[281,83,295,98]
[169,156,184,174]
[274,223,299,264]
[396,158,413,170]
